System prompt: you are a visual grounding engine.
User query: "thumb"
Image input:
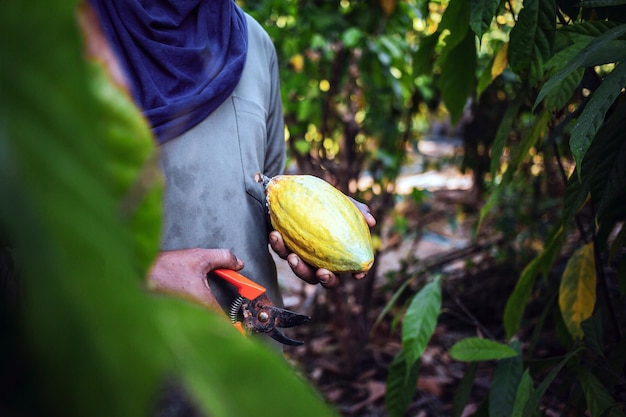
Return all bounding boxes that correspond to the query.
[206,248,245,272]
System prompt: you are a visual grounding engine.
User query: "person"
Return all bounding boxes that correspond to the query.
[82,0,376,332]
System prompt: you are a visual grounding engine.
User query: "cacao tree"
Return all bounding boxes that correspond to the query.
[246,0,626,415]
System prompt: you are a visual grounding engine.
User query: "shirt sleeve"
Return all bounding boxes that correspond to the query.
[263,42,286,178]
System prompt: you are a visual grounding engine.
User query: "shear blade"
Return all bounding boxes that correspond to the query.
[269,328,305,346]
[267,306,310,328]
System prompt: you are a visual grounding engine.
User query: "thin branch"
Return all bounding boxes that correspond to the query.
[590,201,623,342]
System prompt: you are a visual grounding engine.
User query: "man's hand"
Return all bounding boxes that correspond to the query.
[269,198,376,289]
[146,248,244,313]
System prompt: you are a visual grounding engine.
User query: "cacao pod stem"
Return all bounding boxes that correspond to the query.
[254,172,271,188]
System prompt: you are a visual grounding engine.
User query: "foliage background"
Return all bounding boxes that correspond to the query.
[2,0,626,416]
[243,0,626,415]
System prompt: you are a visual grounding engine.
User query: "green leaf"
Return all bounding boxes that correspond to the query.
[470,0,500,40]
[508,108,551,175]
[535,24,626,106]
[522,348,583,417]
[504,256,541,339]
[575,101,626,224]
[562,167,590,228]
[508,0,556,84]
[490,91,526,178]
[544,67,584,111]
[580,0,626,6]
[561,20,622,43]
[476,54,496,98]
[475,184,502,237]
[559,242,597,339]
[449,338,518,362]
[373,277,413,332]
[579,368,626,417]
[539,41,587,111]
[439,0,470,53]
[581,310,605,356]
[413,32,440,77]
[438,30,477,124]
[451,363,478,417]
[342,27,363,48]
[510,370,534,417]
[571,62,626,177]
[489,340,523,417]
[402,276,442,367]
[385,349,421,417]
[502,224,566,339]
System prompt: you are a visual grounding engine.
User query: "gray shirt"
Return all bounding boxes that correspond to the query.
[159,14,286,310]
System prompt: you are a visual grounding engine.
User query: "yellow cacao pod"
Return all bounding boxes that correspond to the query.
[259,174,374,273]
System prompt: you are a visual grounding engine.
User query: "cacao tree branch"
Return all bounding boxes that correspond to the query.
[590,202,623,342]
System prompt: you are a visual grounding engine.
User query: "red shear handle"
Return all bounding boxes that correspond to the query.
[212,269,266,300]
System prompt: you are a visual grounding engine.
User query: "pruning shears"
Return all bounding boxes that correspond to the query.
[211,269,310,346]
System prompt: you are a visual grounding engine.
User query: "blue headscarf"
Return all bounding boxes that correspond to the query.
[89,0,248,143]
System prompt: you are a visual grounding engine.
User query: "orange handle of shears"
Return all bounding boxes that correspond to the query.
[211,269,266,301]
[232,321,246,336]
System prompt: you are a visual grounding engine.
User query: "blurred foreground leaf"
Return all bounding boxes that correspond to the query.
[0,1,336,417]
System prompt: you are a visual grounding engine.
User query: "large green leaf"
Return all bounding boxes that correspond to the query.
[569,101,626,225]
[470,0,500,40]
[510,370,534,417]
[0,2,337,417]
[401,275,442,367]
[489,340,523,417]
[451,362,478,417]
[588,112,626,223]
[438,30,477,124]
[559,242,597,340]
[385,349,421,417]
[508,0,555,84]
[510,109,551,174]
[541,42,587,111]
[579,368,626,417]
[504,224,564,339]
[521,347,583,417]
[544,67,584,111]
[535,24,626,106]
[580,0,626,6]
[439,0,470,54]
[490,90,526,178]
[413,31,440,77]
[571,63,626,177]
[561,20,622,42]
[449,338,518,362]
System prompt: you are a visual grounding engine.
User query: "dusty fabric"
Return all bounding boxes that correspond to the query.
[159,13,286,311]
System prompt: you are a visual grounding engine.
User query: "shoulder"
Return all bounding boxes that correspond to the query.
[243,12,277,58]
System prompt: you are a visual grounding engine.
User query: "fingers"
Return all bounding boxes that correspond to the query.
[286,254,343,288]
[362,209,377,228]
[352,271,368,280]
[347,196,377,227]
[269,230,289,259]
[286,253,318,284]
[317,269,340,288]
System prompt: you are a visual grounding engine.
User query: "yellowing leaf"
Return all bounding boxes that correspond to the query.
[492,42,509,80]
[559,243,596,339]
